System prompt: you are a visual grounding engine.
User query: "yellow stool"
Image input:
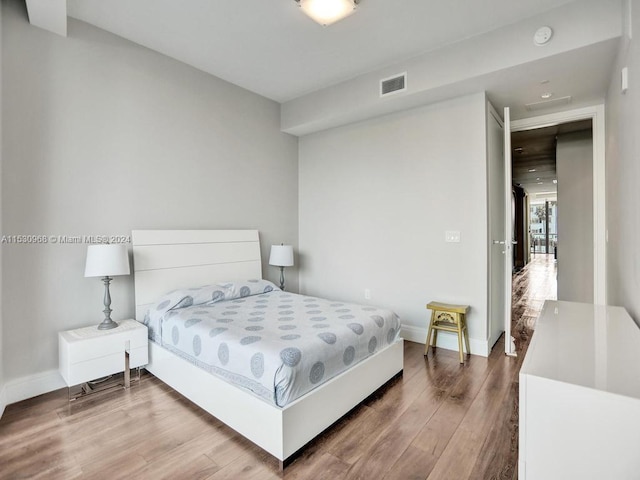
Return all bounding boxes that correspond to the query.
[425,301,470,364]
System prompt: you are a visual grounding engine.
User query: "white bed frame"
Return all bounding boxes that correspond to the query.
[131,230,404,466]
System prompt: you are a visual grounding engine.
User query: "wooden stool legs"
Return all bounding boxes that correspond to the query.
[424,310,436,356]
[424,302,470,364]
[463,326,470,358]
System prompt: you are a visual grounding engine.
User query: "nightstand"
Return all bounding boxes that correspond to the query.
[59,319,148,397]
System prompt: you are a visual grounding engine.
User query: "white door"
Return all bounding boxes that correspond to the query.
[488,105,516,356]
[503,107,516,356]
[487,105,506,349]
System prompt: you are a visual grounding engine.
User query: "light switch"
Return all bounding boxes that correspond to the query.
[445,231,461,243]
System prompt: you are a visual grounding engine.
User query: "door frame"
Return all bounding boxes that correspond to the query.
[504,107,515,355]
[510,104,606,306]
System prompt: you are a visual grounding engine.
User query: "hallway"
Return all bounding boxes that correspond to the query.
[511,253,557,354]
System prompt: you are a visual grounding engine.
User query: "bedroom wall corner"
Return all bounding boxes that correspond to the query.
[298,92,490,356]
[605,0,640,323]
[1,0,299,399]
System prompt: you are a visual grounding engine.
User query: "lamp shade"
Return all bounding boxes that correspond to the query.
[297,0,357,26]
[269,245,294,267]
[84,244,130,277]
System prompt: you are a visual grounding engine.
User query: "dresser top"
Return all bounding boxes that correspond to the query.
[520,301,640,400]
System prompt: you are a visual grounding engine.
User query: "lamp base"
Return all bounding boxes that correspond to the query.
[97,318,119,330]
[97,276,118,330]
[279,266,286,291]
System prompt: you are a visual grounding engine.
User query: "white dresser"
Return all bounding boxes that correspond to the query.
[519,301,640,479]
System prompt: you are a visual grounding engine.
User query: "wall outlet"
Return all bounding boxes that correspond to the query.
[445,230,461,243]
[364,288,371,300]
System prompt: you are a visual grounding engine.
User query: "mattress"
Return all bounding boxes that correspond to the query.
[143,280,401,407]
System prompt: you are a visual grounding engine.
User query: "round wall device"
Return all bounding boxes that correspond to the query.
[534,26,553,46]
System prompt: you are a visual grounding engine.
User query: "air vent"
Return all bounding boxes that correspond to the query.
[380,73,407,97]
[525,95,572,112]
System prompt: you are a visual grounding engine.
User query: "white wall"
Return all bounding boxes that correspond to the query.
[1,0,298,397]
[0,0,5,418]
[556,130,594,303]
[605,0,640,322]
[299,92,490,355]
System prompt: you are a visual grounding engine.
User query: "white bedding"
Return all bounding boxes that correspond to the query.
[143,280,401,407]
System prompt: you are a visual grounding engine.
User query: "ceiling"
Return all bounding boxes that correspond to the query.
[64,0,582,103]
[512,119,592,199]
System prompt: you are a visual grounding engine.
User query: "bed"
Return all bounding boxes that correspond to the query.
[131,230,404,467]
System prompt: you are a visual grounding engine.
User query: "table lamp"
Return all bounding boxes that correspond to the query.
[84,243,130,330]
[269,244,294,291]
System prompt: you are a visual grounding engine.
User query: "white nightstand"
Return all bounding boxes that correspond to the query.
[59,319,148,394]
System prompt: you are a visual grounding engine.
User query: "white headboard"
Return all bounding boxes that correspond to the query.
[131,230,262,322]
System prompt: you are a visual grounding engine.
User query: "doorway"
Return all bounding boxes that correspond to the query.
[511,118,593,307]
[488,104,606,357]
[510,106,606,307]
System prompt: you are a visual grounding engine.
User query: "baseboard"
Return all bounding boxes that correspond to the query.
[0,383,7,418]
[401,324,490,357]
[4,369,66,406]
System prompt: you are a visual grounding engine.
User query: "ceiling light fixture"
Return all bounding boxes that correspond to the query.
[528,168,536,172]
[541,92,554,99]
[295,0,359,26]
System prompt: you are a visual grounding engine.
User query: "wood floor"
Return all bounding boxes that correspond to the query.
[511,254,557,352]
[0,257,556,480]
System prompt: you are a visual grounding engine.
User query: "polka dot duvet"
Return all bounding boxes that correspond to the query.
[143,279,402,407]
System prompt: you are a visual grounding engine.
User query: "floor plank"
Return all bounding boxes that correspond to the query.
[0,256,555,479]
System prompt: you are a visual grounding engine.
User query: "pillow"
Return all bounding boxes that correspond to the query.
[223,279,279,300]
[148,279,280,319]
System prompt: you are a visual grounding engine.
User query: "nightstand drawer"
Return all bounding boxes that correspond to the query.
[59,319,148,386]
[60,346,147,386]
